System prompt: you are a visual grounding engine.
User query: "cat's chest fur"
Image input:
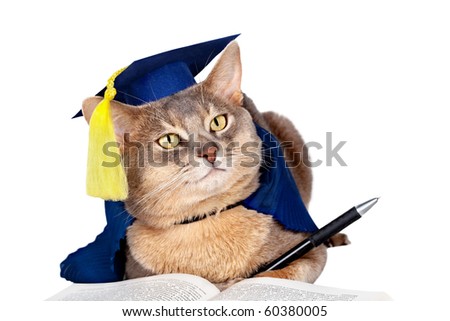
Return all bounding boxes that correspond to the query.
[125,206,277,282]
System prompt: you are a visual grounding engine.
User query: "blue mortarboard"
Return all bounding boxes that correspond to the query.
[61,35,318,283]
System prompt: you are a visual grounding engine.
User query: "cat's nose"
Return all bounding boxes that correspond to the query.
[201,145,218,164]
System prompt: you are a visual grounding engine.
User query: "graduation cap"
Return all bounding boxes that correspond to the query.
[61,35,318,283]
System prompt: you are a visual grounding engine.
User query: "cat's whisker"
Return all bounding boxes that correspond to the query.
[127,175,182,212]
[134,175,182,208]
[140,178,190,214]
[149,174,188,201]
[131,167,190,213]
[199,84,205,105]
[149,107,186,128]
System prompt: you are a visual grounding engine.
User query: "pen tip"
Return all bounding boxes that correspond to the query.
[356,197,379,215]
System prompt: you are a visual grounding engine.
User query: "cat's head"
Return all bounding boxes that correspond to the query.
[82,42,262,228]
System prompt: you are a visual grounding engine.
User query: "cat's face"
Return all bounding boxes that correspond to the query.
[83,42,262,228]
[123,84,261,226]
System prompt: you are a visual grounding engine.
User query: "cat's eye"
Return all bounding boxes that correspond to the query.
[158,133,180,149]
[210,115,227,131]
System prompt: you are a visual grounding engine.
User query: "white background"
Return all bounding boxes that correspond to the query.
[1,0,449,318]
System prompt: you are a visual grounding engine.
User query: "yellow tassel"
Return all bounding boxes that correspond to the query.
[86,67,128,201]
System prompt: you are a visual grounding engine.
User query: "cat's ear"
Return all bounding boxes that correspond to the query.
[203,41,243,106]
[82,96,138,142]
[81,96,103,124]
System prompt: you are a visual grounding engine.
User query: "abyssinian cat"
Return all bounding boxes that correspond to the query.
[82,42,348,289]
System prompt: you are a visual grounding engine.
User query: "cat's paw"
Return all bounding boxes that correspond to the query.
[215,278,244,291]
[325,233,351,247]
[254,269,296,280]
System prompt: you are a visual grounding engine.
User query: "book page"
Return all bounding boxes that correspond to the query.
[213,277,391,301]
[48,274,220,301]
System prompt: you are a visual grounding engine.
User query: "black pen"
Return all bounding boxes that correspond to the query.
[253,197,379,275]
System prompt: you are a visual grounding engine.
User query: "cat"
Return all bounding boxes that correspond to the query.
[81,42,349,289]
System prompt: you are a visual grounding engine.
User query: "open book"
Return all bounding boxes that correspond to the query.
[48,274,390,301]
